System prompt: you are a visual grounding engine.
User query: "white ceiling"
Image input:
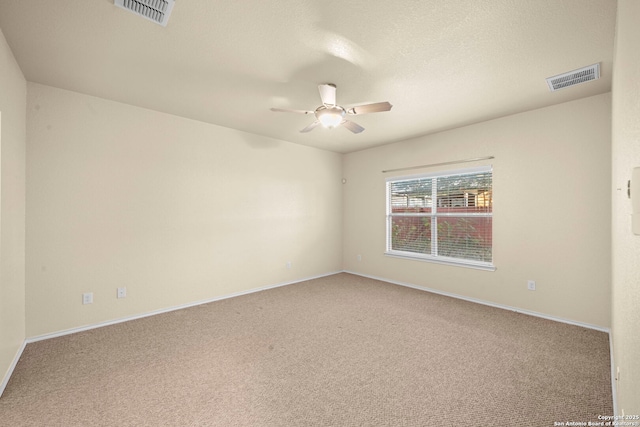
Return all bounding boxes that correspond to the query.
[0,0,616,153]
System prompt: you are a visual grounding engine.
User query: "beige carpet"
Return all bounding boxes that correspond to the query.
[1,273,612,426]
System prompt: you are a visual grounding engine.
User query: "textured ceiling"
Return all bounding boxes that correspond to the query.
[0,0,616,153]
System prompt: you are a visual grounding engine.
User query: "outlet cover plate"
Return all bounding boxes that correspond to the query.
[82,292,93,304]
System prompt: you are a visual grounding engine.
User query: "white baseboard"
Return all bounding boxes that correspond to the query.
[26,271,343,344]
[7,269,616,412]
[610,336,618,416]
[26,269,611,342]
[0,340,27,398]
[344,270,611,333]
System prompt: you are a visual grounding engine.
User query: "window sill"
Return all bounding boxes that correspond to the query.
[384,251,496,271]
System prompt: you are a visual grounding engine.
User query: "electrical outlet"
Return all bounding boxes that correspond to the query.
[286,261,292,269]
[82,292,93,305]
[527,280,536,291]
[117,287,127,299]
[357,254,362,261]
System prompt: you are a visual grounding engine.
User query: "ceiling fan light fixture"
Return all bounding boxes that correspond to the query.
[270,83,391,134]
[316,106,345,128]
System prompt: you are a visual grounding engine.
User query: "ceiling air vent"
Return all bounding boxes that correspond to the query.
[546,63,600,92]
[114,0,175,27]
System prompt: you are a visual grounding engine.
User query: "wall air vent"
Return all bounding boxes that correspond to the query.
[546,63,600,92]
[114,0,175,27]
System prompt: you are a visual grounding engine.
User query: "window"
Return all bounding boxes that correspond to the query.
[386,166,494,270]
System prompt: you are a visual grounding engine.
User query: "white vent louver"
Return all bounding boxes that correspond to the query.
[114,0,175,27]
[546,63,600,92]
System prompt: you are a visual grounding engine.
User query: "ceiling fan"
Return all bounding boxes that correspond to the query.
[270,83,392,134]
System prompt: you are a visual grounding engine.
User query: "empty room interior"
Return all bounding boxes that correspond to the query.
[1,0,639,425]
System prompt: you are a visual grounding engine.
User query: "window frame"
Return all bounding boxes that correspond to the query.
[385,165,495,271]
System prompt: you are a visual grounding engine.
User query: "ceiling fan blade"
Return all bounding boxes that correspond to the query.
[342,120,365,134]
[270,107,313,114]
[346,101,393,115]
[300,121,321,133]
[318,83,337,106]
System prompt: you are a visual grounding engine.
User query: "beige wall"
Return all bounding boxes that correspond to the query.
[25,83,343,337]
[344,93,611,328]
[0,28,26,391]
[611,0,640,415]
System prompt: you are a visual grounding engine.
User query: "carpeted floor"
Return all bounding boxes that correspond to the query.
[1,273,613,426]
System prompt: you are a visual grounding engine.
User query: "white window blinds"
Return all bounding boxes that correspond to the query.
[386,166,493,269]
